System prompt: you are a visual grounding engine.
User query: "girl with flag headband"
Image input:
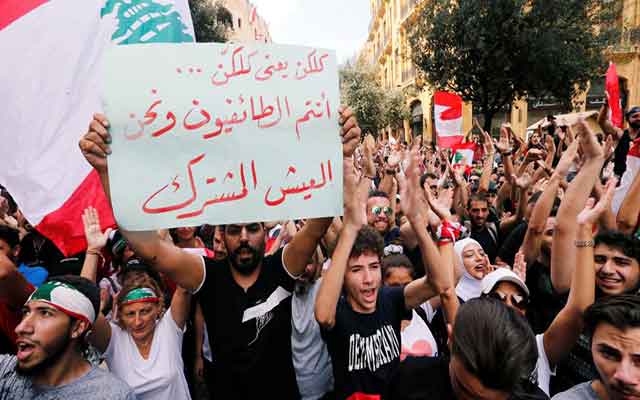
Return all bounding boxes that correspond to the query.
[79,207,193,400]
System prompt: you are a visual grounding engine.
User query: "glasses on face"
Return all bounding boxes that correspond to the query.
[371,206,393,217]
[487,291,529,310]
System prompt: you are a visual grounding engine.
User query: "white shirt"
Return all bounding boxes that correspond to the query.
[104,308,191,400]
[536,333,556,396]
[400,309,438,360]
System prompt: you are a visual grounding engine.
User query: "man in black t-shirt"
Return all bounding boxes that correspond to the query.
[79,108,362,399]
[466,193,501,263]
[316,147,451,399]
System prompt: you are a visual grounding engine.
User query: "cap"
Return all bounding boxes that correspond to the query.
[626,106,640,121]
[481,268,529,297]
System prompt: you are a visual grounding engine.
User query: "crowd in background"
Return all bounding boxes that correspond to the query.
[0,103,639,400]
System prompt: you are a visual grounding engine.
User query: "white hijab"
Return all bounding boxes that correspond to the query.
[454,238,484,302]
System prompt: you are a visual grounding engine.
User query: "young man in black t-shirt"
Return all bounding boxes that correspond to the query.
[316,147,451,399]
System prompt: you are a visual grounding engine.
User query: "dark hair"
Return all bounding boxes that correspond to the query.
[0,225,19,249]
[452,298,538,393]
[0,187,18,215]
[368,190,389,200]
[349,225,384,260]
[584,295,640,340]
[46,275,100,324]
[420,173,438,188]
[594,230,640,265]
[467,192,489,208]
[382,254,415,280]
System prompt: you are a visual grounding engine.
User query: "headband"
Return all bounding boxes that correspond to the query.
[28,281,96,324]
[122,287,160,306]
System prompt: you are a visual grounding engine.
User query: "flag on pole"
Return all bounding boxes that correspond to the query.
[434,91,464,148]
[0,0,194,256]
[451,142,476,175]
[612,137,640,216]
[605,62,623,129]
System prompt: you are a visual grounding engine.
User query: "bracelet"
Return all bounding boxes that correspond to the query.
[363,174,376,180]
[500,150,513,156]
[574,240,594,248]
[86,249,102,256]
[385,169,396,175]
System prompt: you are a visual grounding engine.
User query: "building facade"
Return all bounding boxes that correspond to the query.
[360,0,472,143]
[361,0,640,142]
[219,0,272,44]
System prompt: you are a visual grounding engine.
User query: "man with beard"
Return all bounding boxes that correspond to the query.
[367,190,401,247]
[0,244,33,354]
[599,105,640,180]
[78,107,361,399]
[552,295,640,400]
[0,274,135,399]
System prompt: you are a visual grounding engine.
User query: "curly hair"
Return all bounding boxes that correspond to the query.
[349,225,384,260]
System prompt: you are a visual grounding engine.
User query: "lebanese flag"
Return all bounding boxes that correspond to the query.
[434,91,464,148]
[605,62,623,129]
[451,142,476,175]
[0,0,194,256]
[612,137,640,216]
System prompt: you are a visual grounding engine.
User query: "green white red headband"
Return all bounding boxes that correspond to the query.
[27,281,96,324]
[122,288,160,306]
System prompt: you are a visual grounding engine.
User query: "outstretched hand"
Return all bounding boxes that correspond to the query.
[513,251,527,282]
[576,177,617,226]
[82,207,112,252]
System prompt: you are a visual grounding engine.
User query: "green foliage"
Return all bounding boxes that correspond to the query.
[340,64,386,137]
[408,0,611,130]
[189,0,232,43]
[384,90,410,130]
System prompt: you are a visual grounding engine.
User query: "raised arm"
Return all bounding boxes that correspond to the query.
[520,141,577,265]
[315,157,369,330]
[551,120,605,294]
[78,206,113,353]
[79,114,206,292]
[398,145,448,309]
[542,179,615,366]
[283,107,361,276]
[170,286,192,330]
[617,169,640,235]
[478,130,495,193]
[598,104,624,141]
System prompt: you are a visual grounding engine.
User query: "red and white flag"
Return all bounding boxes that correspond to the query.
[450,142,476,175]
[434,91,464,148]
[605,62,623,129]
[0,0,194,256]
[612,137,640,217]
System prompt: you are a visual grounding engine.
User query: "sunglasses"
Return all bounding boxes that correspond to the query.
[487,291,529,310]
[371,206,393,217]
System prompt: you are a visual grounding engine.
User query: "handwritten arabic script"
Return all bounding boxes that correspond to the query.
[104,43,342,230]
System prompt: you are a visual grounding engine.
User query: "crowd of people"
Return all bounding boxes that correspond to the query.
[0,103,639,400]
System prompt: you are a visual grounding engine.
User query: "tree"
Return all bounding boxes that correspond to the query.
[189,0,232,43]
[408,0,610,131]
[340,63,386,137]
[383,89,410,132]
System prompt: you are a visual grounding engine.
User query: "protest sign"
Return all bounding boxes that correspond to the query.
[104,43,342,230]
